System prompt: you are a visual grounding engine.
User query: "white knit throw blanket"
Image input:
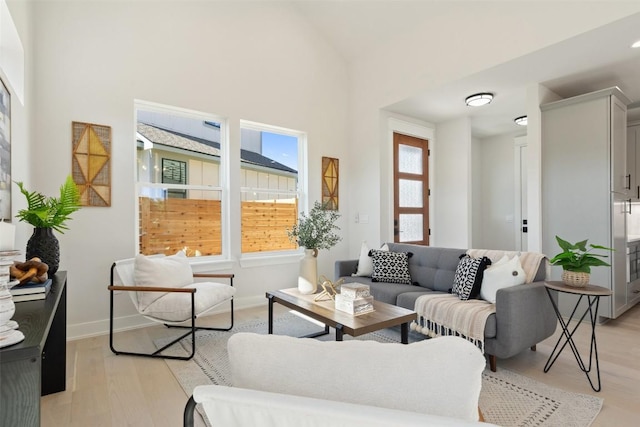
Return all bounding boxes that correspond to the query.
[411,250,546,352]
[411,294,495,352]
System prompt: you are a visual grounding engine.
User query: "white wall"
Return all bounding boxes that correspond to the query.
[471,136,482,247]
[433,117,471,248]
[476,133,519,250]
[22,1,349,338]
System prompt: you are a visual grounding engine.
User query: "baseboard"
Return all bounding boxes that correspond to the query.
[66,295,266,340]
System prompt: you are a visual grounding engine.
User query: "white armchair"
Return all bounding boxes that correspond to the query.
[184,333,493,426]
[108,251,235,360]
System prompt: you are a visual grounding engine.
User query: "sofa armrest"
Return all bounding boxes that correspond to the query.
[335,259,358,280]
[492,281,557,358]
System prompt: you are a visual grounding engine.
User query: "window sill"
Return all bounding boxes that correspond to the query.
[239,251,302,268]
[189,258,234,273]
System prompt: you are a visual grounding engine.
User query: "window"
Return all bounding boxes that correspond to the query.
[239,121,305,254]
[135,101,226,258]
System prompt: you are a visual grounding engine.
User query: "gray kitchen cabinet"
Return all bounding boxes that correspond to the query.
[542,87,632,320]
[628,124,640,200]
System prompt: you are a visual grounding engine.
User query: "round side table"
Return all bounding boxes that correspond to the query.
[543,281,612,392]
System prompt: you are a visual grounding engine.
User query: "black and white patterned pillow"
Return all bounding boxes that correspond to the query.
[369,249,413,284]
[452,255,491,300]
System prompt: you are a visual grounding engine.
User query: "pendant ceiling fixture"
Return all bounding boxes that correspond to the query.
[514,115,528,126]
[465,92,494,107]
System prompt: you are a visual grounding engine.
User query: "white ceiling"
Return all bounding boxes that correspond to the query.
[292,2,640,138]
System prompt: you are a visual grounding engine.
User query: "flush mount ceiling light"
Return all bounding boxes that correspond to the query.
[465,92,494,107]
[632,39,640,48]
[514,115,528,126]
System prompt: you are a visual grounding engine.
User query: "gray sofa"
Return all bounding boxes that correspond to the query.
[335,243,557,371]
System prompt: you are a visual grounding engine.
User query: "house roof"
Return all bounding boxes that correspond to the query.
[137,123,297,174]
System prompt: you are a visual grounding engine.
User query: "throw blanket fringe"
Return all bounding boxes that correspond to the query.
[411,293,495,353]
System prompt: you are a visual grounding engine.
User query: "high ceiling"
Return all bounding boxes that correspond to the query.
[292,2,640,138]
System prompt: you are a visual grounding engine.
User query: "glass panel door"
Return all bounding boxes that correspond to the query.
[393,133,429,245]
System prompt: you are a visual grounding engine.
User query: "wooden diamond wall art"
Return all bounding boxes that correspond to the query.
[322,156,338,210]
[72,121,111,207]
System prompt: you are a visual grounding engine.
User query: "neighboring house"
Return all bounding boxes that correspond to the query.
[136,122,297,199]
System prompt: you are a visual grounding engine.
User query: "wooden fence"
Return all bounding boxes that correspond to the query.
[139,197,297,255]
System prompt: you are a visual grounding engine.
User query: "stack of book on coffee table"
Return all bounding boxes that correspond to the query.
[335,283,374,315]
[10,279,53,302]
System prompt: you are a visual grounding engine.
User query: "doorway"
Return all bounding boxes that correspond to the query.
[393,133,429,245]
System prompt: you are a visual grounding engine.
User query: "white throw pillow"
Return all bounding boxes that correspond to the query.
[352,242,388,277]
[134,251,193,310]
[480,255,526,303]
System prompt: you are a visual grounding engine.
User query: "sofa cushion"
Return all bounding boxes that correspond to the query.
[452,255,491,300]
[370,249,412,284]
[480,255,526,303]
[353,242,388,277]
[387,244,465,292]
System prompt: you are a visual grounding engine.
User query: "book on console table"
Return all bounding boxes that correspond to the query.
[10,279,52,302]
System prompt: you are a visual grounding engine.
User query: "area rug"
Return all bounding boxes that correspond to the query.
[157,313,603,427]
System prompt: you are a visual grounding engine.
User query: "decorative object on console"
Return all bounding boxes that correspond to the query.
[72,121,112,207]
[0,221,15,251]
[0,251,23,348]
[286,201,341,295]
[549,236,613,287]
[10,257,48,284]
[15,176,80,275]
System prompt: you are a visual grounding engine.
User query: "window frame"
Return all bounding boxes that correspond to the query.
[134,99,231,268]
[238,119,308,265]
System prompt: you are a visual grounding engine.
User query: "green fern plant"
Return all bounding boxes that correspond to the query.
[15,176,81,233]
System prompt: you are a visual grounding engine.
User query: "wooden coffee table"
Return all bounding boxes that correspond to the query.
[266,288,417,344]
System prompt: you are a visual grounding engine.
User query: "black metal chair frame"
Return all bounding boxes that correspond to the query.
[108,262,234,361]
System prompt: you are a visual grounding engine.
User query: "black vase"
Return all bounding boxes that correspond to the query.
[26,228,60,275]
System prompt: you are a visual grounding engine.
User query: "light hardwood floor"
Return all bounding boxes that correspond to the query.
[42,303,640,426]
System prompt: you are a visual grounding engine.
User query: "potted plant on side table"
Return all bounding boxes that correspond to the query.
[15,176,81,275]
[549,235,614,287]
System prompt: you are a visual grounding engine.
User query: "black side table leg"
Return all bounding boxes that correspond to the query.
[335,324,344,341]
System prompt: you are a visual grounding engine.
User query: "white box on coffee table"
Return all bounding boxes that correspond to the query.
[335,294,374,315]
[340,283,370,299]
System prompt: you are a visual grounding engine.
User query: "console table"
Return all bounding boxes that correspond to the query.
[0,271,67,426]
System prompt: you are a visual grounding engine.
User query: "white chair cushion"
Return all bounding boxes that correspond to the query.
[228,333,485,422]
[140,281,235,323]
[134,251,193,310]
